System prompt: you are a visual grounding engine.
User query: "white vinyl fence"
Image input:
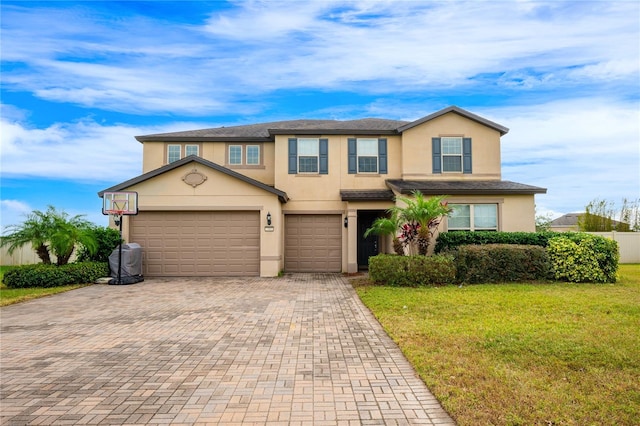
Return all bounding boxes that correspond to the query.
[0,244,77,266]
[588,232,640,264]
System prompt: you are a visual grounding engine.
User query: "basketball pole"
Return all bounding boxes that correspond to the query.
[115,214,123,285]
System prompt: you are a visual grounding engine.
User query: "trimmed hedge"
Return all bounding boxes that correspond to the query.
[3,262,109,288]
[435,231,559,253]
[547,234,619,283]
[369,254,456,286]
[453,244,551,284]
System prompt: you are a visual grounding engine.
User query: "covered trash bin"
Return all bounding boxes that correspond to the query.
[108,242,144,285]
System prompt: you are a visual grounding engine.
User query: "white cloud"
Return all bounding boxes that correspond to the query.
[0,116,215,183]
[482,99,640,214]
[0,199,32,234]
[1,1,638,114]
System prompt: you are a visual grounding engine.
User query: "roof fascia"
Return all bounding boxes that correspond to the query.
[268,129,399,136]
[98,155,289,203]
[396,106,509,136]
[135,136,273,143]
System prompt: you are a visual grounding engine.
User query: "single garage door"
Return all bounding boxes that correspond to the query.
[285,214,342,272]
[130,211,260,277]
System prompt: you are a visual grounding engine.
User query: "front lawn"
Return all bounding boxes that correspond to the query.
[354,264,640,426]
[0,265,85,307]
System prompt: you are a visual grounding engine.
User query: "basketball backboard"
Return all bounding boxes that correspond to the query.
[102,191,139,216]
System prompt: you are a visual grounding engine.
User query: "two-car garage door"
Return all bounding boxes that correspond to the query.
[130,211,259,277]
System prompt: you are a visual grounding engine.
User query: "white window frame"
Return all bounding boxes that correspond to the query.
[167,145,181,163]
[246,145,260,165]
[229,145,243,165]
[449,204,498,231]
[357,138,378,173]
[298,138,319,174]
[441,137,463,173]
[185,144,199,157]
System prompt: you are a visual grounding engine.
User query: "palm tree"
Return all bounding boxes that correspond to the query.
[363,210,405,255]
[392,191,452,255]
[1,206,97,265]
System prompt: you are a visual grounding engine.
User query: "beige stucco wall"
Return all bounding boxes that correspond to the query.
[115,161,283,277]
[401,112,502,180]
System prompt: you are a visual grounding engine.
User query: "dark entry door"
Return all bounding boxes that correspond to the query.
[357,211,383,269]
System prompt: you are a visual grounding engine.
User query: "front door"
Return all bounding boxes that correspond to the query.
[357,211,384,270]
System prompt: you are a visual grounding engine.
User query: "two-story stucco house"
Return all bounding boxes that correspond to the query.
[99,106,546,277]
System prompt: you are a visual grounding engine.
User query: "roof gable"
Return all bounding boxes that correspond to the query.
[98,155,289,203]
[396,106,509,135]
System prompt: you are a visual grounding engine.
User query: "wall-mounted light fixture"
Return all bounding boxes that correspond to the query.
[266,212,272,226]
[344,217,348,228]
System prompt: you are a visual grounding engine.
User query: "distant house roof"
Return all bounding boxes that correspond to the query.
[385,179,546,195]
[98,156,289,203]
[135,106,508,142]
[550,213,627,228]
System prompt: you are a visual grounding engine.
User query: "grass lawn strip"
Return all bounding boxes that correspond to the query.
[0,265,86,306]
[354,264,640,426]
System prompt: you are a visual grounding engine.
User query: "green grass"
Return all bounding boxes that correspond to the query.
[0,265,85,307]
[354,264,640,426]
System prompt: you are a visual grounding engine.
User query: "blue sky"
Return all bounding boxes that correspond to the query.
[1,0,639,232]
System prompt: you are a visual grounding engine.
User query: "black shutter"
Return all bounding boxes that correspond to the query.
[432,137,442,174]
[378,138,387,174]
[463,138,472,174]
[319,138,328,174]
[348,138,357,174]
[288,138,297,174]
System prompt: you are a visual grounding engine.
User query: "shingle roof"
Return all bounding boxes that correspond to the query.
[98,156,289,203]
[385,179,547,195]
[134,106,509,142]
[135,119,408,142]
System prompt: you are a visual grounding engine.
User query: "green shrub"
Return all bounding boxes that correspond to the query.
[3,262,109,288]
[435,231,560,253]
[453,244,551,284]
[369,254,456,286]
[547,233,619,283]
[76,226,122,262]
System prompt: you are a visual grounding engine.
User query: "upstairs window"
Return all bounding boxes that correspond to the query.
[226,143,263,167]
[246,145,260,165]
[441,137,462,172]
[348,138,388,174]
[229,145,242,165]
[357,138,378,173]
[168,145,181,163]
[288,138,328,174]
[449,204,498,231]
[166,143,201,163]
[298,138,319,173]
[185,145,199,157]
[432,137,472,174]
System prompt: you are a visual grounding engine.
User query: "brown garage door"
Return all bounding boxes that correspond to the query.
[285,214,342,272]
[130,211,259,277]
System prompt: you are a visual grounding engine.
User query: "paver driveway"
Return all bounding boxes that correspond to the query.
[1,274,454,425]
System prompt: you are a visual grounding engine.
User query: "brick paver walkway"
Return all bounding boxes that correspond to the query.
[1,274,454,425]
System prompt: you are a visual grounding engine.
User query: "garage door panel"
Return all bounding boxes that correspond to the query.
[131,211,260,277]
[285,214,341,272]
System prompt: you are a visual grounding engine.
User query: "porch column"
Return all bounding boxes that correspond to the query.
[347,209,358,273]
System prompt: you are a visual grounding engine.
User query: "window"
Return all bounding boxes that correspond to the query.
[348,138,388,174]
[229,145,242,165]
[226,143,263,167]
[288,138,328,174]
[246,145,260,165]
[166,143,201,164]
[298,138,319,173]
[449,204,498,231]
[432,137,472,174]
[185,145,199,157]
[168,145,181,163]
[442,137,462,172]
[357,138,378,173]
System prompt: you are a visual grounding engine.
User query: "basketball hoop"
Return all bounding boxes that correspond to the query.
[101,191,139,285]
